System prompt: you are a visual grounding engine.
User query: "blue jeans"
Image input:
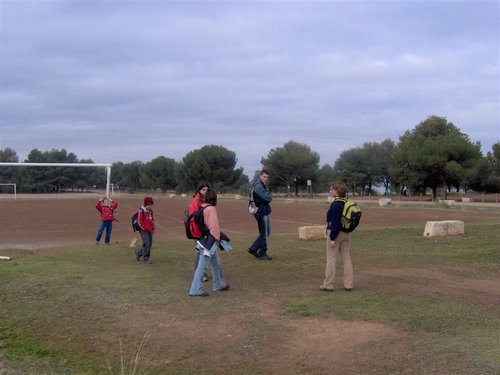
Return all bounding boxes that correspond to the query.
[250,215,270,255]
[194,241,209,278]
[96,221,113,243]
[189,248,225,296]
[138,231,153,262]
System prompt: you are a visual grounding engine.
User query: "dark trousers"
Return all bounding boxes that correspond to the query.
[250,214,270,255]
[139,231,153,262]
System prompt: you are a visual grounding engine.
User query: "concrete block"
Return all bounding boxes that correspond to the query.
[234,194,242,200]
[181,193,187,198]
[440,199,455,207]
[423,220,464,237]
[298,225,327,240]
[446,220,465,236]
[461,197,470,202]
[379,198,392,206]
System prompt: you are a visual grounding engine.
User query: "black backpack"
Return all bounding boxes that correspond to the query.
[184,206,209,240]
[131,211,141,232]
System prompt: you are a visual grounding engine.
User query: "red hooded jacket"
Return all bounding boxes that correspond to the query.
[96,200,118,222]
[138,206,155,233]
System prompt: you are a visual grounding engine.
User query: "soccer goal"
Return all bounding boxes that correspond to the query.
[0,183,16,199]
[110,183,120,195]
[0,162,112,197]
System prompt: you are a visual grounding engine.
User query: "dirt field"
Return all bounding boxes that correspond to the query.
[1,194,499,374]
[1,193,498,250]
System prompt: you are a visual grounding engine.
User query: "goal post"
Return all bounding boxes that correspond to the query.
[0,162,112,198]
[0,183,16,199]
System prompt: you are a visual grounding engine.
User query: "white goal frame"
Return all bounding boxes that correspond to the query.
[0,162,112,197]
[0,183,16,199]
[110,183,120,195]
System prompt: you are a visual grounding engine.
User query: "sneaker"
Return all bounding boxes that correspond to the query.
[202,275,209,282]
[320,286,334,292]
[143,260,152,264]
[247,248,258,258]
[95,241,99,245]
[134,249,141,262]
[344,288,353,292]
[219,284,230,291]
[189,292,209,297]
[257,254,272,261]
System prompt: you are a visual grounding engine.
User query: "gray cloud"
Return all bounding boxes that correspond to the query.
[1,0,498,176]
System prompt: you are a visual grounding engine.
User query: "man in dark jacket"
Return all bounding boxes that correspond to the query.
[248,170,273,260]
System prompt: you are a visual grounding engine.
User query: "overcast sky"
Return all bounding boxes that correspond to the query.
[1,0,499,176]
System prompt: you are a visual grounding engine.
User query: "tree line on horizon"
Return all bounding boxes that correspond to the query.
[1,116,499,199]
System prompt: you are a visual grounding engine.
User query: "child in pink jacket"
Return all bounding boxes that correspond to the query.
[189,189,230,297]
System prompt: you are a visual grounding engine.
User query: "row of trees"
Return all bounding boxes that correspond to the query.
[0,145,249,195]
[1,116,499,198]
[254,116,499,199]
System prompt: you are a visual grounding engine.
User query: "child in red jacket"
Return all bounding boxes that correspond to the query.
[134,196,155,264]
[95,197,118,245]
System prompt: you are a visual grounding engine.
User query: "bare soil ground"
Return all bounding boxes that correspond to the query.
[1,193,497,250]
[1,194,499,374]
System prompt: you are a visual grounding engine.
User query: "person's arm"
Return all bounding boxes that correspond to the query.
[149,211,155,232]
[254,183,272,203]
[188,196,200,215]
[328,202,343,241]
[96,200,103,212]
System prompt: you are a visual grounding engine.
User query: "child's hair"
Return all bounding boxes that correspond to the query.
[204,188,218,206]
[330,180,347,198]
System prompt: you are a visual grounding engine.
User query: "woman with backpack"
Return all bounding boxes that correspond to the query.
[188,182,210,282]
[188,188,230,297]
[320,180,354,292]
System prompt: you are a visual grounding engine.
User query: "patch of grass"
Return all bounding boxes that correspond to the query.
[352,223,500,270]
[0,324,100,374]
[0,220,499,374]
[286,291,497,332]
[0,325,54,358]
[285,282,499,373]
